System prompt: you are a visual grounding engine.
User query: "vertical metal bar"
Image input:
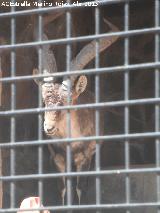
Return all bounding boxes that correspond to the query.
[0,45,3,208]
[95,4,101,212]
[0,57,2,107]
[155,1,160,212]
[66,0,72,207]
[37,0,43,204]
[0,147,2,209]
[10,0,16,209]
[124,2,130,213]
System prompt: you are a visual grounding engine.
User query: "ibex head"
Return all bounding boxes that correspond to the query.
[33,18,119,136]
[34,74,87,136]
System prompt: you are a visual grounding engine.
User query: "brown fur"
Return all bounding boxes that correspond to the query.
[43,81,104,203]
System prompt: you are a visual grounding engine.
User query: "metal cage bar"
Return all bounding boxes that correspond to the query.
[124,2,130,213]
[155,1,160,213]
[10,0,16,209]
[0,0,159,212]
[37,1,44,204]
[66,0,72,207]
[95,3,101,211]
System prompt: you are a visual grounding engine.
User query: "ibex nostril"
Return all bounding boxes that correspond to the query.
[44,122,55,133]
[47,126,55,132]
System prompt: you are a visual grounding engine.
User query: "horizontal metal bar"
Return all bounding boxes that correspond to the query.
[0,131,160,149]
[0,61,159,83]
[0,202,159,213]
[0,166,159,181]
[0,27,159,50]
[0,97,160,116]
[0,0,135,18]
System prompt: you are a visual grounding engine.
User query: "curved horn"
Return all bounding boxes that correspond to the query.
[40,11,64,77]
[62,18,119,90]
[34,31,57,79]
[33,33,57,84]
[33,12,64,83]
[41,33,57,75]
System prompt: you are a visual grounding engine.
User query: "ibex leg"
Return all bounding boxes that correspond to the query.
[48,145,66,205]
[75,154,92,205]
[61,176,66,205]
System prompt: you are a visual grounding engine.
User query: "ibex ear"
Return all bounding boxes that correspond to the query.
[33,68,42,85]
[75,75,87,95]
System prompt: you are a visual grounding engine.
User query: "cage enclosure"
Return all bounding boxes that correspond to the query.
[0,0,159,213]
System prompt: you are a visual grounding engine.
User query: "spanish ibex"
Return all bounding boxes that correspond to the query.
[33,13,119,204]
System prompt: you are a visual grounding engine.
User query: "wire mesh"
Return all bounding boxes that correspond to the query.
[0,0,159,213]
